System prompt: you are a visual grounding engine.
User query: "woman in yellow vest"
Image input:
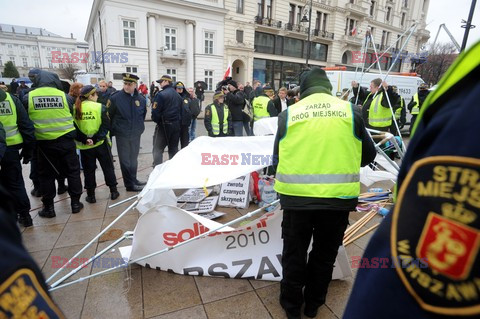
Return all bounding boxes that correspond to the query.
[74,85,119,203]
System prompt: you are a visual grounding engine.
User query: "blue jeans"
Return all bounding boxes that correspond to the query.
[233,121,244,136]
[189,118,197,141]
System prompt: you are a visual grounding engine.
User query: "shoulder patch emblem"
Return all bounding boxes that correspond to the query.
[106,100,111,108]
[135,100,140,107]
[0,268,65,318]
[391,156,480,316]
[184,99,188,104]
[205,109,210,116]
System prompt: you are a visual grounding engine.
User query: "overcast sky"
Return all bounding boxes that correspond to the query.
[0,0,478,49]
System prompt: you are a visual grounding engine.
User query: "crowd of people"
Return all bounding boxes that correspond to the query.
[0,63,440,319]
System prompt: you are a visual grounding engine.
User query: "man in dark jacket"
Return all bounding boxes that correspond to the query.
[204,91,233,137]
[274,68,376,319]
[0,89,35,226]
[24,70,84,216]
[10,79,18,96]
[174,81,192,149]
[273,87,293,114]
[352,79,398,132]
[107,73,147,192]
[187,87,201,141]
[152,75,183,166]
[225,80,246,136]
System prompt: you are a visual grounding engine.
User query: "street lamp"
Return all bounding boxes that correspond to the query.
[301,0,313,67]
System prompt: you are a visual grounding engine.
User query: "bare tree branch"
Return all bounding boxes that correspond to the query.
[59,63,79,82]
[417,43,457,86]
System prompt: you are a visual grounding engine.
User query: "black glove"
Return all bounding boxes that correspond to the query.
[20,147,33,164]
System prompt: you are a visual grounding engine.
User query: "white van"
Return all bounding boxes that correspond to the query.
[74,70,104,86]
[324,68,424,104]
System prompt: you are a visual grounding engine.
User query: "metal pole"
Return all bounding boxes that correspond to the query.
[108,194,138,209]
[46,197,140,283]
[49,200,281,291]
[98,10,106,78]
[460,0,477,51]
[50,232,133,289]
[91,28,98,72]
[306,0,313,67]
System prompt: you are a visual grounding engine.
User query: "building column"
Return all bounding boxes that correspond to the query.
[148,14,158,84]
[185,20,195,88]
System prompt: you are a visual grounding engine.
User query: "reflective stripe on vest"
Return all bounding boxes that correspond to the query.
[210,103,229,136]
[73,101,105,150]
[28,87,74,140]
[411,93,420,114]
[252,96,270,121]
[368,92,392,127]
[0,92,23,146]
[274,93,362,198]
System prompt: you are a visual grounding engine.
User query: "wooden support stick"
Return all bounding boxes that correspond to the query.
[344,211,375,238]
[344,223,380,246]
[344,212,377,243]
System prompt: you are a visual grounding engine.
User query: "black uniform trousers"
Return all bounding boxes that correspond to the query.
[30,146,67,193]
[152,121,180,166]
[80,142,117,190]
[180,125,190,149]
[0,149,31,219]
[116,135,141,188]
[37,137,83,204]
[280,209,349,315]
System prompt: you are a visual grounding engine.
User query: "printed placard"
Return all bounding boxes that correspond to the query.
[177,188,213,203]
[218,175,250,208]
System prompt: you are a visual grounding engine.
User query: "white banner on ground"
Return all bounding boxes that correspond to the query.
[218,175,250,208]
[123,205,352,281]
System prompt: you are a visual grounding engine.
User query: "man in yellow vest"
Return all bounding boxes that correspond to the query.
[407,83,430,133]
[352,78,398,132]
[274,67,376,319]
[25,70,83,217]
[204,90,232,137]
[252,85,278,122]
[0,89,35,226]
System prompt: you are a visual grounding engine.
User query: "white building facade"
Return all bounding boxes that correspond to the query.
[224,0,431,88]
[0,24,88,78]
[85,0,227,90]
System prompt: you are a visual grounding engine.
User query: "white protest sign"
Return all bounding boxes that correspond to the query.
[183,196,218,213]
[124,205,352,281]
[177,188,213,203]
[218,175,250,208]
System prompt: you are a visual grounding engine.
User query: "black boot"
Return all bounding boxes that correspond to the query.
[18,212,33,227]
[110,186,120,200]
[85,189,96,203]
[39,203,56,218]
[57,179,68,195]
[31,185,42,197]
[71,197,84,214]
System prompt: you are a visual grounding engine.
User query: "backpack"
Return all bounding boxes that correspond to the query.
[242,99,253,122]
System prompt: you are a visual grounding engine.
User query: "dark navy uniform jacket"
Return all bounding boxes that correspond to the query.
[107,89,146,138]
[344,44,480,318]
[152,84,182,123]
[0,122,5,160]
[0,185,64,318]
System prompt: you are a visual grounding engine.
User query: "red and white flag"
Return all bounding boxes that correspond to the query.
[351,27,357,36]
[223,62,232,80]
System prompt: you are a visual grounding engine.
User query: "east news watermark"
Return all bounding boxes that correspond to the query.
[351,51,428,64]
[51,51,128,64]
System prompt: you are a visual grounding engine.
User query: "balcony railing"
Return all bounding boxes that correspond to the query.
[254,16,283,29]
[313,29,334,40]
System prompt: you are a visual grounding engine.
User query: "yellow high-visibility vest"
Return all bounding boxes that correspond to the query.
[28,87,74,140]
[0,92,23,146]
[74,100,105,150]
[210,103,229,136]
[274,93,362,198]
[252,96,270,121]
